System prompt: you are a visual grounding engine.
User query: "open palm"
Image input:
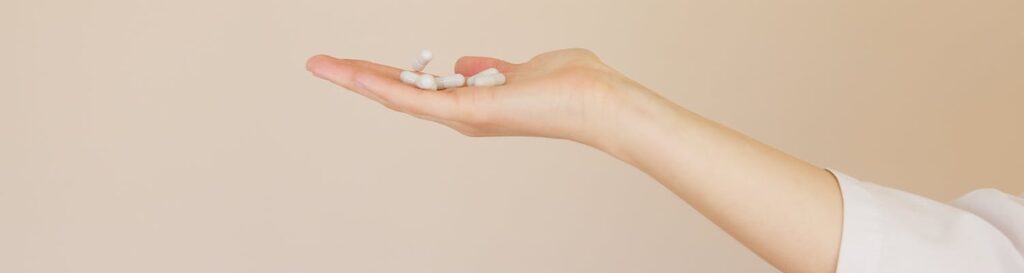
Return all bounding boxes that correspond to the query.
[305,48,650,145]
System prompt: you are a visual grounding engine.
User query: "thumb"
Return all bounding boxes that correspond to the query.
[454,56,517,76]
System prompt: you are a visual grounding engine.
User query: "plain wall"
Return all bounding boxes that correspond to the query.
[2,0,1022,272]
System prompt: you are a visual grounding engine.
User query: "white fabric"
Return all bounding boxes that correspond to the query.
[830,170,1024,273]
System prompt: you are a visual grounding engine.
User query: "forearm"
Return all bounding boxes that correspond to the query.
[591,87,843,273]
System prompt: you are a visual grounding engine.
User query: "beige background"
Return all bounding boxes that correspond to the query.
[2,0,1022,272]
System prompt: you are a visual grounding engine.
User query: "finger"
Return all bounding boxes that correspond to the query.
[306,55,390,100]
[306,54,458,118]
[306,54,400,85]
[454,56,518,76]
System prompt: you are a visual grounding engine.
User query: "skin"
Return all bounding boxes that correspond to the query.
[305,48,844,273]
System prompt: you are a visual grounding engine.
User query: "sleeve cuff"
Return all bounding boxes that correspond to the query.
[827,169,882,273]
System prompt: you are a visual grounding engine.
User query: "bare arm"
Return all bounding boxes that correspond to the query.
[306,48,843,273]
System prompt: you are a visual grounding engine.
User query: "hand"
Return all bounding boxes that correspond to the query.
[305,48,663,147]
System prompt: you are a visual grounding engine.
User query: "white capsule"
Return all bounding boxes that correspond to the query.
[436,74,465,89]
[411,49,433,72]
[467,73,506,87]
[415,73,438,90]
[469,67,499,79]
[399,70,419,85]
[466,67,500,86]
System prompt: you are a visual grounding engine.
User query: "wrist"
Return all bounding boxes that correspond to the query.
[583,83,694,166]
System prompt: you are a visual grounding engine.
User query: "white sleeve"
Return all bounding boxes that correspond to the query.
[829,169,1024,273]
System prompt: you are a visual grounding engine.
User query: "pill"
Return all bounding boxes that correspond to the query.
[477,67,500,75]
[467,73,506,87]
[415,73,438,90]
[468,67,499,80]
[399,70,420,85]
[411,49,433,72]
[436,74,466,89]
[467,68,501,86]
